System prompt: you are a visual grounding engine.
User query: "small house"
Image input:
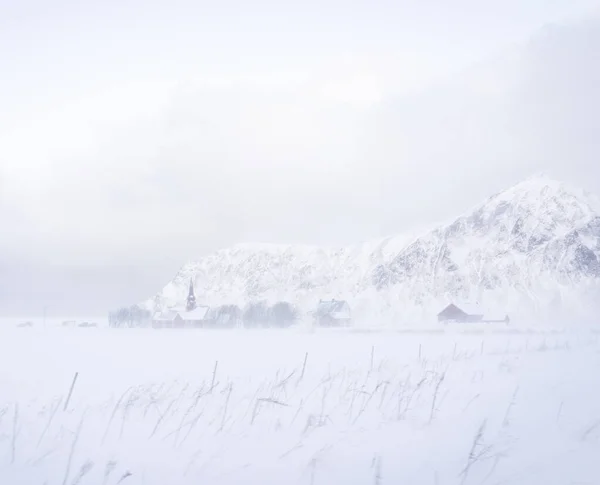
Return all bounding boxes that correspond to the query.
[437,303,483,323]
[315,299,351,327]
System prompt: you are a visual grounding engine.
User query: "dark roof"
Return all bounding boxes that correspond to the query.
[438,303,484,318]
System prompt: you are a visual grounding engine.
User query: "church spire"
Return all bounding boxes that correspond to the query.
[186,278,197,311]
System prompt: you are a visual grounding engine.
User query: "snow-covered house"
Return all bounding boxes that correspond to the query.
[437,303,509,324]
[315,299,351,327]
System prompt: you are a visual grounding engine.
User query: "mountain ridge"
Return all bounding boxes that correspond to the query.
[145,175,600,324]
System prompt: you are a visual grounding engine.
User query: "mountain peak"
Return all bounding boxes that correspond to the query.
[507,171,565,192]
[518,171,566,190]
[486,173,598,213]
[525,171,553,181]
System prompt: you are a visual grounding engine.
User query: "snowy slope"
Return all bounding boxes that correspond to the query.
[371,174,600,322]
[145,232,425,321]
[145,175,600,323]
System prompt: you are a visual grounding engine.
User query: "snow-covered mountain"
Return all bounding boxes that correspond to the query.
[145,175,600,324]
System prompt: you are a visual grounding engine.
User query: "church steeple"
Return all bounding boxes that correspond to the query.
[186,278,197,311]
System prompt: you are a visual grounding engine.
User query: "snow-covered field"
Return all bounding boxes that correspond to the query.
[0,326,598,484]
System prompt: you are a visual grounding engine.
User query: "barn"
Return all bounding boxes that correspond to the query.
[437,303,509,324]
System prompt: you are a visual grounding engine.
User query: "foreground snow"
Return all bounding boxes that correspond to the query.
[0,327,598,484]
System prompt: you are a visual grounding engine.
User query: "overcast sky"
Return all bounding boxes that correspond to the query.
[1,0,600,316]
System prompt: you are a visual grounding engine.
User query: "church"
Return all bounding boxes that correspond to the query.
[152,279,211,328]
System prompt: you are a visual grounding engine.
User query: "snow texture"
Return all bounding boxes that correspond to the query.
[0,325,598,484]
[147,175,600,325]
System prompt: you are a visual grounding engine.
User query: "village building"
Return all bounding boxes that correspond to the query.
[152,279,211,328]
[152,306,212,328]
[152,309,183,328]
[314,299,352,327]
[182,305,211,327]
[437,303,509,324]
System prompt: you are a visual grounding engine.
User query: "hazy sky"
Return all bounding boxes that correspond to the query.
[1,0,600,316]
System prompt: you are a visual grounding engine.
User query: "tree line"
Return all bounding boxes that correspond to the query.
[108,305,152,328]
[108,301,299,328]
